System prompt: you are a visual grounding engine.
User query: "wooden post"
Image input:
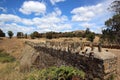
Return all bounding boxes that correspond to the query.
[98,43,102,52]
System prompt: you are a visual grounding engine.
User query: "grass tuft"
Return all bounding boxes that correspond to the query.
[0,49,15,63]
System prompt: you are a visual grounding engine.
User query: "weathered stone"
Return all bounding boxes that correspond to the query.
[20,41,117,80]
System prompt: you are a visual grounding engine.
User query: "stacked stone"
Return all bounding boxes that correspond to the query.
[24,41,117,80]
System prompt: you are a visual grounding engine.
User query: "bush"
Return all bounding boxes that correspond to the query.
[0,29,5,37]
[0,49,15,63]
[17,32,24,38]
[46,32,53,39]
[26,66,85,80]
[30,31,40,39]
[8,31,14,39]
[86,32,95,42]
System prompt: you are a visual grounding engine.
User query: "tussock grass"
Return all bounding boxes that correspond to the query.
[0,49,15,63]
[0,62,26,80]
[0,63,85,80]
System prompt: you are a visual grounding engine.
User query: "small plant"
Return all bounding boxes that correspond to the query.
[108,74,116,80]
[0,49,15,63]
[27,75,36,80]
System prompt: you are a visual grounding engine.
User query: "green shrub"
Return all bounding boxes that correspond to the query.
[27,75,36,80]
[0,50,15,63]
[26,66,85,80]
[86,32,95,42]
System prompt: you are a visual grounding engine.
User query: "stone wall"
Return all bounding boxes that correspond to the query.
[21,41,117,80]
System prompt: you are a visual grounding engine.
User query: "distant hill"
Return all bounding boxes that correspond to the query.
[72,30,85,34]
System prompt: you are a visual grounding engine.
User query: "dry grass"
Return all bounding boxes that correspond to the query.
[0,37,119,80]
[0,37,25,59]
[0,62,34,80]
[104,48,120,80]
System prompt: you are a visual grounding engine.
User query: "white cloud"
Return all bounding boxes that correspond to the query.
[70,0,114,33]
[0,0,114,34]
[0,14,21,22]
[80,22,95,28]
[50,0,65,5]
[22,19,33,26]
[32,8,71,32]
[71,4,104,22]
[0,23,35,35]
[79,22,103,33]
[19,1,46,15]
[0,8,72,33]
[0,7,7,12]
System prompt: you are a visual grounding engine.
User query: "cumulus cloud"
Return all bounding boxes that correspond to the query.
[78,22,103,33]
[0,8,71,33]
[80,22,95,28]
[0,14,21,22]
[71,4,104,22]
[0,23,35,34]
[50,0,65,5]
[19,1,46,15]
[32,8,71,32]
[0,7,7,12]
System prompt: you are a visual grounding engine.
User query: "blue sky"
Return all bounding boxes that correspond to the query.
[0,0,113,35]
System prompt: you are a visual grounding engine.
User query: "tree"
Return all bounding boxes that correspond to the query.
[85,28,90,35]
[25,33,28,39]
[84,28,91,38]
[109,0,120,14]
[8,31,14,39]
[30,33,34,39]
[30,31,40,39]
[86,32,95,42]
[0,29,5,37]
[33,31,39,38]
[17,32,24,38]
[46,32,53,39]
[103,0,120,44]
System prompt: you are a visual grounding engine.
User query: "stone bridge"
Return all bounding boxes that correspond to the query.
[20,41,117,80]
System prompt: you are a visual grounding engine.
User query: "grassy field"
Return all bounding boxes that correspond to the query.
[0,37,119,80]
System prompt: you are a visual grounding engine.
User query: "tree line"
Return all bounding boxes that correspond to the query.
[0,29,27,39]
[0,28,96,42]
[29,28,95,42]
